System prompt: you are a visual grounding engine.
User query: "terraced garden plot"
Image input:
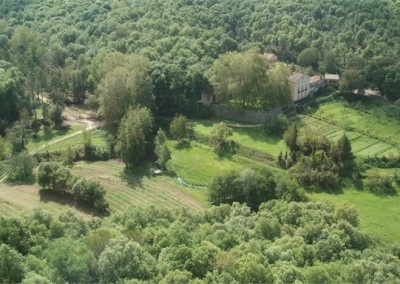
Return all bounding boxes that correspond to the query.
[298,115,399,157]
[314,101,400,144]
[71,161,204,214]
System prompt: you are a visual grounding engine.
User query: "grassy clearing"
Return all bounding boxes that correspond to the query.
[0,182,92,218]
[0,160,204,218]
[166,140,280,185]
[26,125,85,152]
[308,185,400,242]
[70,161,204,214]
[39,128,108,152]
[195,122,286,158]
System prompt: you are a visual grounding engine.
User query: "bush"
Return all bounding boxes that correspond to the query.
[263,114,289,136]
[364,172,395,195]
[7,152,36,182]
[209,168,305,211]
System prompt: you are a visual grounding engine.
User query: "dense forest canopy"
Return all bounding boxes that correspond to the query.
[0,0,400,122]
[1,202,400,283]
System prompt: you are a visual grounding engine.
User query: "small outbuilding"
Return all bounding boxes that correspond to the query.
[324,73,340,86]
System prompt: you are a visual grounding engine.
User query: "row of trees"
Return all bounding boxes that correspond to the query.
[38,162,108,212]
[1,201,399,283]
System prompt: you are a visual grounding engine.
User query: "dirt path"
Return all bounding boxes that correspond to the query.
[193,119,262,128]
[0,105,101,183]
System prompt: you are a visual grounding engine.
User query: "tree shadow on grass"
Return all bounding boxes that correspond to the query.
[39,189,109,217]
[174,140,192,150]
[304,184,344,195]
[32,125,72,144]
[119,165,151,188]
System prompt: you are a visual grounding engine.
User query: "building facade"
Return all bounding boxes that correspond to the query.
[288,73,311,102]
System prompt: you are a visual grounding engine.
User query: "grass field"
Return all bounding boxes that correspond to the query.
[166,140,278,185]
[195,122,286,158]
[26,125,85,152]
[70,161,204,214]
[0,182,91,218]
[38,128,108,152]
[308,185,400,242]
[0,160,205,218]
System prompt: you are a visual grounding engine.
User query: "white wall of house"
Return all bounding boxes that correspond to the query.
[289,74,310,102]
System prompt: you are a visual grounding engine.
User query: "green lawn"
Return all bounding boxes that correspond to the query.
[37,128,108,153]
[195,122,286,158]
[26,125,85,152]
[308,186,400,242]
[167,140,279,185]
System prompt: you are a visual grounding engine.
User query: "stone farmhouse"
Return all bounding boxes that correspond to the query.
[288,72,311,102]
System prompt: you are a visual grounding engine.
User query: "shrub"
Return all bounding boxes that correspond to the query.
[263,114,289,136]
[364,172,395,195]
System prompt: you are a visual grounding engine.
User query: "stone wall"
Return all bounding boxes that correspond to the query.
[210,104,285,123]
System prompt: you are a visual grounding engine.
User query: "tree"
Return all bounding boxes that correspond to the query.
[331,133,355,175]
[297,47,319,69]
[340,69,366,94]
[337,134,354,163]
[283,123,299,153]
[382,64,400,101]
[52,167,72,194]
[97,53,154,125]
[49,104,64,128]
[8,152,35,181]
[0,136,7,160]
[154,129,171,169]
[335,202,359,227]
[264,114,289,136]
[207,48,268,107]
[6,121,27,154]
[116,107,154,168]
[234,253,274,284]
[0,61,26,133]
[185,241,220,278]
[44,238,96,283]
[211,122,233,156]
[262,64,292,109]
[322,51,339,73]
[38,162,61,189]
[61,145,75,165]
[98,236,156,282]
[0,244,24,283]
[209,168,286,211]
[169,114,194,143]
